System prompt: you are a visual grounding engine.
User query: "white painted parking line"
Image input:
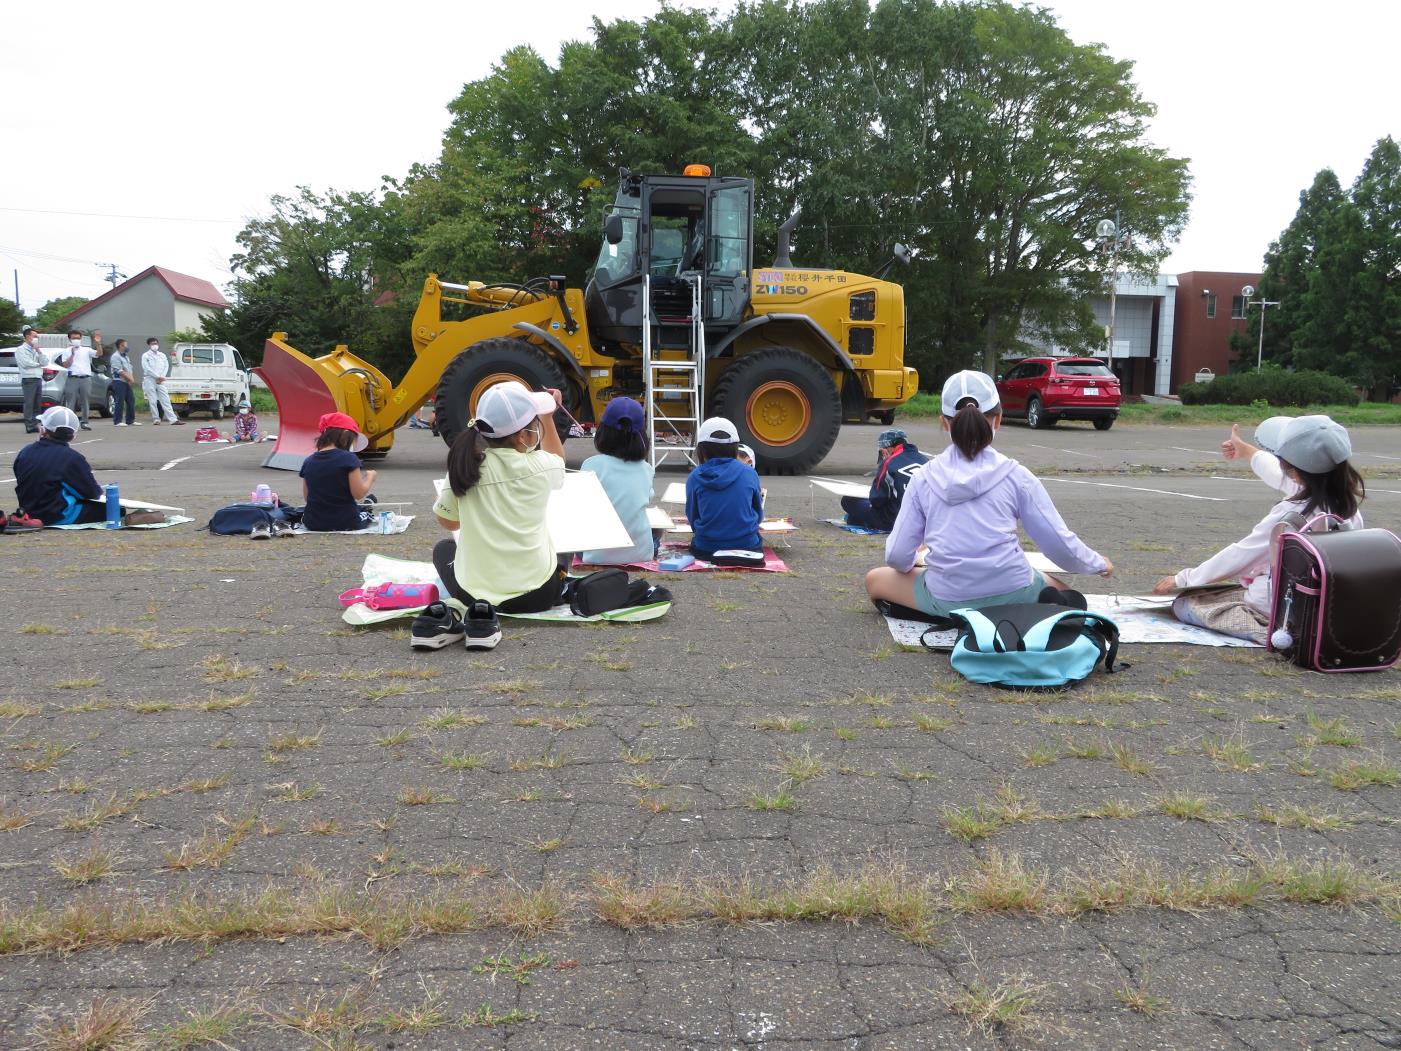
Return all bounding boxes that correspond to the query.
[1029,443,1093,458]
[1369,454,1401,462]
[0,476,13,486]
[160,456,190,471]
[1370,488,1401,496]
[159,443,246,471]
[1043,477,1227,502]
[1170,446,1218,455]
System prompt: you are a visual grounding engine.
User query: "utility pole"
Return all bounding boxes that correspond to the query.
[96,262,125,289]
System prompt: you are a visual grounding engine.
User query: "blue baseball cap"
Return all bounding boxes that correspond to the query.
[600,397,645,430]
[877,428,908,449]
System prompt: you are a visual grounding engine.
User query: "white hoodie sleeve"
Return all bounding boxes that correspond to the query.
[1251,450,1301,497]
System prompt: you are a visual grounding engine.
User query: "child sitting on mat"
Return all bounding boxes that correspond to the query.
[426,381,567,650]
[865,371,1113,618]
[685,417,764,565]
[580,397,658,564]
[231,400,260,442]
[842,428,930,532]
[1152,416,1364,643]
[300,412,378,531]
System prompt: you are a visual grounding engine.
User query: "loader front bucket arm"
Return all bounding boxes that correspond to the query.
[254,332,395,471]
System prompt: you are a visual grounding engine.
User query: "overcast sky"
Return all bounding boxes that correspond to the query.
[4,0,1397,316]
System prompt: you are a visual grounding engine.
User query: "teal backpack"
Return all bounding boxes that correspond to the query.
[938,603,1121,689]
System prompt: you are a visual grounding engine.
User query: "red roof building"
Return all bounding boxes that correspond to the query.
[56,266,230,346]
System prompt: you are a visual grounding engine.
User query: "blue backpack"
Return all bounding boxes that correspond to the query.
[939,603,1121,689]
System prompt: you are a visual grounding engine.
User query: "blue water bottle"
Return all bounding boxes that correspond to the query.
[104,484,121,528]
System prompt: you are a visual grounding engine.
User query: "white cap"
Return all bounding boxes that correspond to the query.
[736,443,756,464]
[941,370,1000,416]
[1255,414,1351,474]
[37,406,80,434]
[473,381,557,437]
[697,417,741,444]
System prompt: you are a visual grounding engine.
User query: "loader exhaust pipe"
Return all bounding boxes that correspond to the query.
[772,206,802,269]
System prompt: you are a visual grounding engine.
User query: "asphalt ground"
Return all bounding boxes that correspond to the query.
[1,412,1399,1050]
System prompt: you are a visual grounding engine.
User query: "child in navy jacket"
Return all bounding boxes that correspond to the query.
[685,417,764,562]
[842,428,930,532]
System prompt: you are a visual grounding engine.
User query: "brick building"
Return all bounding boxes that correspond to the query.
[1170,271,1261,392]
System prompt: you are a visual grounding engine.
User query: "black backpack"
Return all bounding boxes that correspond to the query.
[567,570,672,616]
[207,502,290,535]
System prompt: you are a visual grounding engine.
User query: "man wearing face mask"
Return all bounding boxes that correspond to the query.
[59,330,96,429]
[140,337,181,425]
[14,327,45,433]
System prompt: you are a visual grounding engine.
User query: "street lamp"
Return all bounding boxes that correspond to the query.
[1240,284,1280,371]
[1096,217,1121,374]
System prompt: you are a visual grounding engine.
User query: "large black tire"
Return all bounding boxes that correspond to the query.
[1093,415,1115,431]
[1026,396,1056,429]
[711,347,842,475]
[434,338,570,450]
[212,400,225,420]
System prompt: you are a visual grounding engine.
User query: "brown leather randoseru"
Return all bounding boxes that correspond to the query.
[1270,526,1401,672]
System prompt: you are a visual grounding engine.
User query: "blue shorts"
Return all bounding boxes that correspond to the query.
[914,570,1048,618]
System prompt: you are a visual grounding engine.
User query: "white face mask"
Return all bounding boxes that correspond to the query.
[238,407,249,415]
[149,344,159,352]
[69,339,80,347]
[520,422,542,453]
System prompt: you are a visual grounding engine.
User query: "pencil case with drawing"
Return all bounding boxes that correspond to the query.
[338,582,440,611]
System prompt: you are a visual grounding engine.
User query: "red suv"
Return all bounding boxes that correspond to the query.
[996,357,1121,430]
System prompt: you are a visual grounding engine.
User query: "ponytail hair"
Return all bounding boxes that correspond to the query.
[447,421,516,497]
[949,398,997,460]
[1286,459,1366,522]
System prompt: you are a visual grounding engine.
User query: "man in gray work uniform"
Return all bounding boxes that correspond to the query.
[15,326,45,433]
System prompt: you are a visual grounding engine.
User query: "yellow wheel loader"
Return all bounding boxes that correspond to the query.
[255,166,918,474]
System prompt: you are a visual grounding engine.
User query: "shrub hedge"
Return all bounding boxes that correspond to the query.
[1178,369,1358,407]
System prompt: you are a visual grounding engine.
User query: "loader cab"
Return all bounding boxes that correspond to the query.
[585,169,753,352]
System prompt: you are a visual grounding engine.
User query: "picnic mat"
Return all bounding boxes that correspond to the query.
[574,546,788,573]
[886,594,1260,650]
[292,514,414,536]
[342,554,671,625]
[820,517,889,536]
[50,515,195,531]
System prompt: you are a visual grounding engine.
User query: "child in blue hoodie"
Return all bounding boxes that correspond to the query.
[685,417,764,563]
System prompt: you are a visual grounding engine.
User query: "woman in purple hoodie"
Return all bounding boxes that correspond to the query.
[865,371,1113,618]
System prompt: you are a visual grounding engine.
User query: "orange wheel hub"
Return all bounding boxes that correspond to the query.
[745,380,810,447]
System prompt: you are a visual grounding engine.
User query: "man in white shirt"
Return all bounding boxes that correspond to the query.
[140,337,181,425]
[60,329,97,430]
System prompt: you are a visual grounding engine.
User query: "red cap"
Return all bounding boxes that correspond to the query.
[318,411,368,452]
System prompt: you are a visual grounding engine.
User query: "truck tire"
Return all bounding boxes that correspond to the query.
[212,400,225,420]
[712,347,841,475]
[434,338,570,450]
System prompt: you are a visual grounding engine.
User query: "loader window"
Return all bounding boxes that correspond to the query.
[848,328,874,356]
[705,184,750,278]
[849,291,876,321]
[648,220,688,276]
[592,210,639,287]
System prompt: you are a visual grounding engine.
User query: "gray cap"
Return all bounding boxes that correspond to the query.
[1255,414,1351,474]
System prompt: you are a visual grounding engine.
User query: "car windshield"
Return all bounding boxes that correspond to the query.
[1056,362,1114,378]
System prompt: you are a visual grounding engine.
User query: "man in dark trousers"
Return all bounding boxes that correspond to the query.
[840,428,931,532]
[14,326,45,432]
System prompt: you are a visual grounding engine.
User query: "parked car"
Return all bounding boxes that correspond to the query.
[0,342,112,419]
[995,356,1120,430]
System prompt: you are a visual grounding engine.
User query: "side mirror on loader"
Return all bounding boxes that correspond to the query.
[604,214,624,245]
[893,242,913,266]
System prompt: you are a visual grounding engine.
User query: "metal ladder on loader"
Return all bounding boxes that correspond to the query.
[641,272,705,469]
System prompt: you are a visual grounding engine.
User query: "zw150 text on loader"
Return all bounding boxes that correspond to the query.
[256,166,919,474]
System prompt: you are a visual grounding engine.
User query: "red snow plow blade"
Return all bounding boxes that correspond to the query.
[254,333,395,471]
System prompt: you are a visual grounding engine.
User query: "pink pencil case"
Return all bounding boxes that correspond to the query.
[338,582,440,611]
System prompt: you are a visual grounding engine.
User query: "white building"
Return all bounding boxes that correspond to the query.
[1020,273,1177,397]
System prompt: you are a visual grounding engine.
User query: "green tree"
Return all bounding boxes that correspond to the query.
[0,297,25,341]
[34,296,89,330]
[1292,137,1401,396]
[1254,169,1345,368]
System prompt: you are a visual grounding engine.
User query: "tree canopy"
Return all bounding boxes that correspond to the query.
[1257,137,1400,398]
[33,296,90,331]
[214,0,1191,386]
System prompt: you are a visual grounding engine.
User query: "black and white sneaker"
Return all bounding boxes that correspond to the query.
[464,601,501,650]
[411,602,466,650]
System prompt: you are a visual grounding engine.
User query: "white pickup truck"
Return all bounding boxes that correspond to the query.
[163,343,252,419]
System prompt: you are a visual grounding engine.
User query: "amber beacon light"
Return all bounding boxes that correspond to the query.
[682,163,712,177]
